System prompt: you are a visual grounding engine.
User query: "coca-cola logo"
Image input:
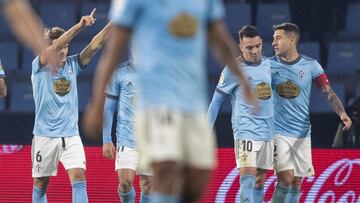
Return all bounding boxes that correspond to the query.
[215,158,360,203]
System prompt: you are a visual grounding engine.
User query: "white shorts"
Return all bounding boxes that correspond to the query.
[135,108,216,171]
[274,134,315,177]
[115,146,152,176]
[235,139,274,170]
[31,135,86,177]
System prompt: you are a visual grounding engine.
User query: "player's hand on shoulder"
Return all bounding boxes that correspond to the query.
[103,143,116,160]
[79,8,96,29]
[341,113,352,131]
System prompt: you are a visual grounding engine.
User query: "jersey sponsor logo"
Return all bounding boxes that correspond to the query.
[53,78,71,96]
[276,80,300,99]
[169,13,198,38]
[255,82,272,100]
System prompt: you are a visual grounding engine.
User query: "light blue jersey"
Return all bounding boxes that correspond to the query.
[270,55,324,138]
[109,0,224,113]
[215,56,274,141]
[32,54,85,137]
[0,60,5,78]
[103,61,137,148]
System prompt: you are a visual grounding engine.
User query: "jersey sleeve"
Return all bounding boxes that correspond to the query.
[311,60,325,79]
[109,0,143,28]
[32,56,43,74]
[216,67,237,95]
[208,0,225,23]
[105,70,121,99]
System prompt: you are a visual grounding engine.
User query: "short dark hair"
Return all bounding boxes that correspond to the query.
[273,22,300,44]
[44,27,65,44]
[238,25,260,41]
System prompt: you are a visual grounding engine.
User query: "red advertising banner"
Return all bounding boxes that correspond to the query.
[0,146,359,202]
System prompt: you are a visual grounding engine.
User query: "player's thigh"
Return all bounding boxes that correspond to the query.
[274,134,294,173]
[32,136,61,177]
[117,168,136,186]
[292,137,315,177]
[185,113,216,169]
[60,136,86,171]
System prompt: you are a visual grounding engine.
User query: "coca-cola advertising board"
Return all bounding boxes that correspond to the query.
[0,146,359,202]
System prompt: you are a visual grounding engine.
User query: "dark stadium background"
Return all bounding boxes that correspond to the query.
[0,0,359,202]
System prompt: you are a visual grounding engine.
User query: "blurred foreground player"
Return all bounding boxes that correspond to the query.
[83,0,257,202]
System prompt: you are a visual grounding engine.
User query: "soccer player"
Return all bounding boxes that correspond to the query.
[208,25,273,203]
[83,0,257,202]
[102,60,152,203]
[1,0,60,66]
[31,11,112,203]
[270,22,352,203]
[0,60,7,97]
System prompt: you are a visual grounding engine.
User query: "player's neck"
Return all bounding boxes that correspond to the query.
[280,49,299,63]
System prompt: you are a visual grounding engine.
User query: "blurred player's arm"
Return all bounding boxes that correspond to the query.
[83,26,131,138]
[207,21,256,105]
[207,91,226,129]
[80,22,112,66]
[2,0,47,55]
[315,74,352,130]
[39,8,96,66]
[0,78,7,98]
[102,96,117,160]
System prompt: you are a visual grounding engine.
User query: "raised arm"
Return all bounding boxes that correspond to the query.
[207,21,256,106]
[80,22,113,66]
[39,8,96,66]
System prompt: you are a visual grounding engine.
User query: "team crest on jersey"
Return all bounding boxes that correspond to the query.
[169,13,198,38]
[276,81,300,99]
[218,73,224,85]
[255,82,272,100]
[53,78,71,96]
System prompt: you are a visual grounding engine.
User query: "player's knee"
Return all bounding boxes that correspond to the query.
[255,176,266,188]
[119,179,133,193]
[292,177,302,188]
[34,177,49,190]
[140,177,153,195]
[68,169,86,182]
[255,170,267,188]
[278,176,293,187]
